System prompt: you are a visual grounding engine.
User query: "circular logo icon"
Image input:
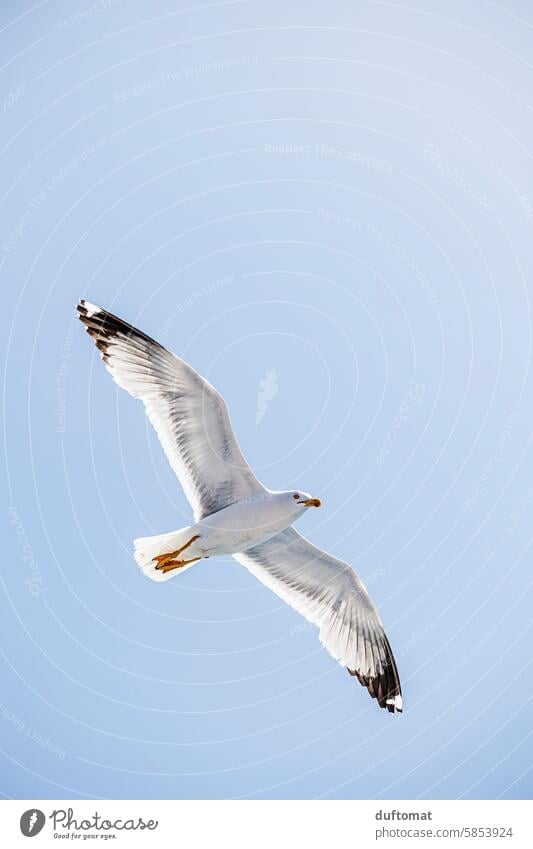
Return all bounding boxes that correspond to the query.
[20,809,46,837]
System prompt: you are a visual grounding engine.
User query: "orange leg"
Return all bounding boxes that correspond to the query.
[152,534,200,569]
[159,556,202,575]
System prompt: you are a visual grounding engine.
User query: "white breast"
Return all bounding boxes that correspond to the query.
[196,494,297,556]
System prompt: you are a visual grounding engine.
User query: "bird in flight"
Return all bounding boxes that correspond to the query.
[78,300,402,713]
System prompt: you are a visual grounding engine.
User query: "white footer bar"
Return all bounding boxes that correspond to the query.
[1,799,531,847]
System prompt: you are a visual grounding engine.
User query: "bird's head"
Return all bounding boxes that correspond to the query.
[283,490,322,511]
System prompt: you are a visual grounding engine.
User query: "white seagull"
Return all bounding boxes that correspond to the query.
[78,300,403,713]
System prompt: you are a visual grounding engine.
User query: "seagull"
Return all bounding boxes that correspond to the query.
[77,300,403,713]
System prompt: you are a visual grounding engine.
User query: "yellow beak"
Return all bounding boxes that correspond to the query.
[302,498,322,508]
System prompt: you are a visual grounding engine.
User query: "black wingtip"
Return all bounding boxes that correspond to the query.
[348,635,403,714]
[349,667,403,714]
[77,298,100,324]
[76,300,163,352]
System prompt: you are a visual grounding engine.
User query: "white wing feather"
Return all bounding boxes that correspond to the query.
[78,300,265,520]
[234,528,402,712]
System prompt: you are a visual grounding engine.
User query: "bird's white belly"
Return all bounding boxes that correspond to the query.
[191,495,295,557]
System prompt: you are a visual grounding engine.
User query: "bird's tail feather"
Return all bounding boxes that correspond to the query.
[133,527,201,582]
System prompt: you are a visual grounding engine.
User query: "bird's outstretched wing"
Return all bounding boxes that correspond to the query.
[77,300,265,520]
[234,528,402,712]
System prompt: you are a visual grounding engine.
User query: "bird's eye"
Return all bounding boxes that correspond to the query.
[293,493,299,500]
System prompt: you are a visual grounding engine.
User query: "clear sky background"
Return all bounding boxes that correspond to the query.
[1,0,532,800]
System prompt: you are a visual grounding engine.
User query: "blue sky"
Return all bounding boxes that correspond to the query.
[1,0,532,799]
